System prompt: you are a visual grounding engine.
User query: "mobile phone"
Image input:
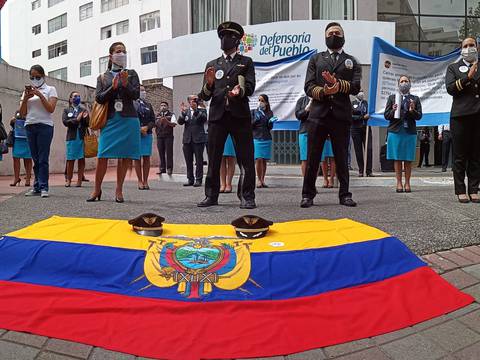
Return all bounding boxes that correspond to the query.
[25,85,33,91]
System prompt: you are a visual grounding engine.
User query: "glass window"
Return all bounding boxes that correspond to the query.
[48,40,67,59]
[32,49,42,58]
[48,0,64,7]
[80,60,92,77]
[141,45,158,65]
[251,0,289,25]
[101,25,113,39]
[396,41,420,53]
[48,13,67,33]
[31,0,41,10]
[419,16,463,42]
[101,0,129,13]
[99,56,109,73]
[32,24,41,35]
[378,14,419,41]
[191,0,227,33]
[420,42,459,57]
[420,0,464,16]
[116,20,129,35]
[48,67,67,81]
[140,10,161,32]
[378,0,418,14]
[312,0,354,20]
[79,2,93,21]
[467,1,480,14]
[464,16,480,38]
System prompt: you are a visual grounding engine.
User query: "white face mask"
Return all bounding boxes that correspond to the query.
[139,91,147,100]
[258,103,266,110]
[31,78,45,88]
[461,46,477,63]
[112,53,127,68]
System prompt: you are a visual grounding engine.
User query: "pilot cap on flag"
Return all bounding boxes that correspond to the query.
[128,213,165,237]
[217,21,244,39]
[231,215,274,239]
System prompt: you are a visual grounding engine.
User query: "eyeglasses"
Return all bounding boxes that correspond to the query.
[30,76,42,81]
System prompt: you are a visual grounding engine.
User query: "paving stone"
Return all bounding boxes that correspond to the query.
[423,254,458,271]
[37,352,82,360]
[286,348,326,360]
[441,269,480,289]
[89,348,135,360]
[464,246,480,256]
[0,340,40,360]
[463,283,480,302]
[1,331,47,348]
[421,320,480,352]
[453,248,480,263]
[412,315,449,331]
[372,327,416,345]
[380,334,448,360]
[445,303,480,320]
[324,339,375,358]
[463,264,480,280]
[335,347,391,360]
[451,341,480,360]
[437,251,474,267]
[44,339,93,359]
[458,309,480,333]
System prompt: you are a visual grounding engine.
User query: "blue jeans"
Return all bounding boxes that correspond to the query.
[26,123,54,192]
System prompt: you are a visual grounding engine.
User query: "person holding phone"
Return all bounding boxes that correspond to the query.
[19,65,58,198]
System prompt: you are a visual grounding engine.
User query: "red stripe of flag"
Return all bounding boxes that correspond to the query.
[0,0,7,10]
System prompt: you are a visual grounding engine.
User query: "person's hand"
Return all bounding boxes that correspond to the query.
[180,102,187,113]
[438,134,443,141]
[363,114,370,120]
[392,104,398,111]
[112,75,119,90]
[31,87,43,97]
[322,71,337,85]
[305,99,313,112]
[205,67,215,88]
[468,61,478,80]
[76,111,84,122]
[24,90,34,99]
[119,70,129,86]
[140,126,148,135]
[324,82,340,95]
[228,84,241,97]
[409,99,415,111]
[168,122,176,128]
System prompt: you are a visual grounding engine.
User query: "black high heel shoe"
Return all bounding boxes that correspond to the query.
[10,178,21,187]
[115,197,124,203]
[86,190,102,202]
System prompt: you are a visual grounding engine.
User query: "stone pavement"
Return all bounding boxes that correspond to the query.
[1,166,480,360]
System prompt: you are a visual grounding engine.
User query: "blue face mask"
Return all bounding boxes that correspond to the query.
[72,96,81,106]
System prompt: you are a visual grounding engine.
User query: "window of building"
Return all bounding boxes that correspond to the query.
[48,13,67,33]
[101,0,129,13]
[48,40,67,59]
[312,0,354,20]
[101,25,113,39]
[116,20,129,35]
[191,0,227,33]
[140,10,161,32]
[32,24,41,35]
[141,45,157,65]
[250,0,289,25]
[377,0,480,56]
[32,49,41,58]
[79,2,93,21]
[99,56,109,73]
[80,60,92,77]
[31,0,41,10]
[48,67,67,81]
[48,0,64,7]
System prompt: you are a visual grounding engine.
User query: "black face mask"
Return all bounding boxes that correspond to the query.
[221,36,239,51]
[325,35,345,50]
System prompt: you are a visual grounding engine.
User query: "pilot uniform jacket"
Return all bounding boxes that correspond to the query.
[62,105,90,141]
[304,51,361,124]
[95,69,140,120]
[384,94,422,135]
[134,99,155,134]
[446,60,480,118]
[198,54,255,125]
[177,108,207,144]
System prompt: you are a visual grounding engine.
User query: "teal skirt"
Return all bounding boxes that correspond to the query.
[98,113,141,160]
[299,134,334,161]
[140,133,153,157]
[223,135,236,157]
[13,138,32,159]
[66,130,84,161]
[254,139,272,160]
[387,128,416,162]
[321,139,334,161]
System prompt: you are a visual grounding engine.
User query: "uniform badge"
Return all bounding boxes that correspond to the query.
[68,112,73,118]
[459,65,469,73]
[215,69,224,79]
[345,59,354,69]
[114,99,123,112]
[353,104,358,109]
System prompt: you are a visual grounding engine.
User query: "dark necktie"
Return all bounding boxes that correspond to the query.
[226,55,232,62]
[331,52,338,64]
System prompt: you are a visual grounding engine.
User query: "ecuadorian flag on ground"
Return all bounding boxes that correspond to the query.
[0,216,474,360]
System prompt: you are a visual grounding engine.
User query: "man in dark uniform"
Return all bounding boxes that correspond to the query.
[197,21,256,209]
[155,101,176,176]
[300,22,361,208]
[351,90,373,177]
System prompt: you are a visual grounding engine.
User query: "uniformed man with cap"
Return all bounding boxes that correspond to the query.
[197,21,256,209]
[300,22,361,208]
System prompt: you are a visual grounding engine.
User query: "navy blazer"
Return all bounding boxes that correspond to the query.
[177,108,207,144]
[384,94,422,135]
[62,106,89,141]
[251,108,273,140]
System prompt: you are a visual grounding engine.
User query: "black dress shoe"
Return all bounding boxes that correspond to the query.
[193,181,202,187]
[197,197,218,207]
[183,181,194,187]
[340,198,357,207]
[358,173,364,177]
[366,173,374,177]
[441,168,447,172]
[300,198,313,208]
[167,169,173,175]
[240,199,256,209]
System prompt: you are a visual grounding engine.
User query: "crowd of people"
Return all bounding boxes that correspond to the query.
[0,21,478,206]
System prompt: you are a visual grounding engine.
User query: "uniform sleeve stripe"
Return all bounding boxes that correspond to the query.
[203,84,212,96]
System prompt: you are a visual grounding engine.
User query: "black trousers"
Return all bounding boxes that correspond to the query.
[205,113,255,201]
[441,131,452,170]
[418,142,430,166]
[351,125,372,174]
[302,121,351,200]
[157,136,173,172]
[183,142,205,182]
[451,115,480,195]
